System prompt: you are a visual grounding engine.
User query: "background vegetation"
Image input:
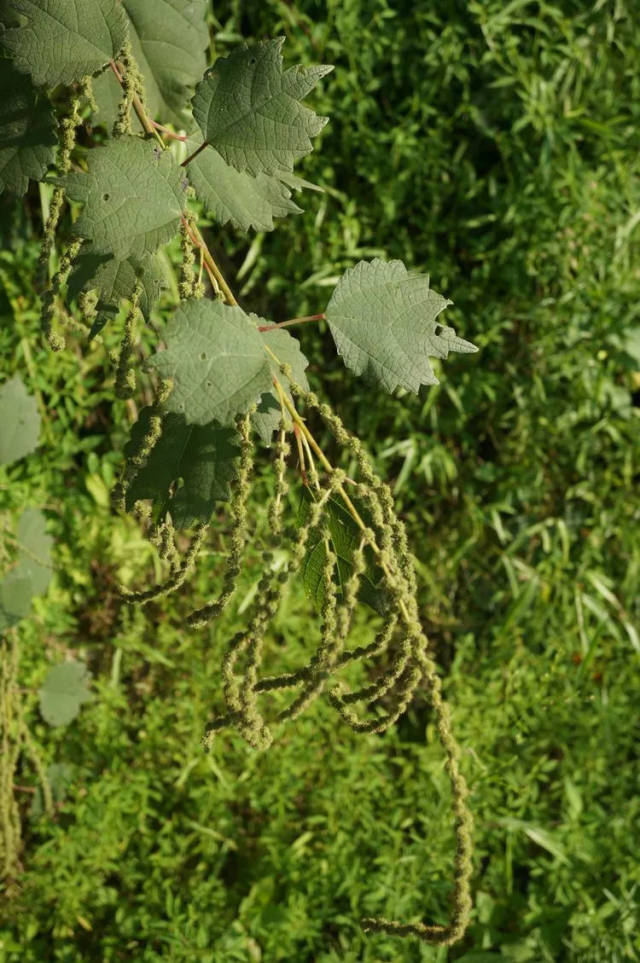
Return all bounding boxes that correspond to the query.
[1,0,639,960]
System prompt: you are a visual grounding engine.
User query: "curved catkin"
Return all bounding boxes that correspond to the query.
[38,88,83,292]
[113,37,144,136]
[120,522,208,604]
[40,237,83,351]
[112,382,170,512]
[187,413,255,628]
[115,282,142,399]
[179,211,204,300]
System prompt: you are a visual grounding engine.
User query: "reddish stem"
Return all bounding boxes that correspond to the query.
[258,313,325,333]
[181,141,209,167]
[152,121,187,142]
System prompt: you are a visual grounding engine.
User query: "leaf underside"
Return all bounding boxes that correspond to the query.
[0,58,58,195]
[192,37,333,177]
[0,374,41,465]
[62,137,187,260]
[125,408,240,527]
[326,258,477,395]
[1,0,126,87]
[92,0,209,130]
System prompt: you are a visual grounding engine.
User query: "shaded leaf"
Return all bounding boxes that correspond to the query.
[1,0,126,87]
[38,661,92,727]
[30,762,75,818]
[0,374,40,465]
[185,134,302,233]
[299,493,387,615]
[192,38,333,177]
[149,298,273,427]
[92,0,209,130]
[326,258,477,395]
[67,248,165,335]
[125,409,240,527]
[62,136,187,260]
[0,509,53,631]
[0,58,57,195]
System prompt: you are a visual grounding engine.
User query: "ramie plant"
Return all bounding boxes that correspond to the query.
[0,0,478,946]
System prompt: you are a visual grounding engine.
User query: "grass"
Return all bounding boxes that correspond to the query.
[1,0,640,960]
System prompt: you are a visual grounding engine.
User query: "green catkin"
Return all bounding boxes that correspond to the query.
[284,378,473,945]
[0,634,21,881]
[113,38,143,136]
[115,282,142,399]
[179,212,203,300]
[40,237,83,352]
[111,384,169,512]
[38,88,82,293]
[268,422,290,535]
[120,521,207,604]
[187,413,255,628]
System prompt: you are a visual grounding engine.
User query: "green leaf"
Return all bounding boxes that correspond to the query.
[0,509,52,631]
[0,374,40,465]
[0,59,57,196]
[325,258,478,395]
[67,249,166,335]
[252,327,309,445]
[30,762,74,818]
[38,661,92,727]
[192,38,333,177]
[185,135,302,233]
[125,409,240,527]
[1,0,126,87]
[91,0,209,130]
[62,137,187,260]
[299,493,387,615]
[149,298,273,427]
[17,507,53,595]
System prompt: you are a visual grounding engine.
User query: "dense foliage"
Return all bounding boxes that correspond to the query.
[1,0,639,961]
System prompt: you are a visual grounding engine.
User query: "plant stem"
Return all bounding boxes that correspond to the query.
[109,60,164,148]
[152,121,187,142]
[181,141,209,167]
[258,313,325,333]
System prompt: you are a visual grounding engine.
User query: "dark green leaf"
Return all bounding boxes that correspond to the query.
[192,38,333,176]
[67,249,166,335]
[125,409,240,527]
[0,58,57,195]
[1,0,126,87]
[62,137,187,260]
[299,493,387,615]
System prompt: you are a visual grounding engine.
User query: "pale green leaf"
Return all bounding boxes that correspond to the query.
[0,58,57,195]
[38,661,92,727]
[124,408,240,527]
[252,327,309,444]
[192,37,333,177]
[67,248,166,336]
[62,136,187,260]
[1,0,126,87]
[92,0,209,130]
[185,135,302,233]
[326,258,477,394]
[0,508,52,630]
[149,298,272,427]
[0,374,40,465]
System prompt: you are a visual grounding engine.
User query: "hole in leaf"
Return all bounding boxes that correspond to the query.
[206,382,212,388]
[435,324,443,336]
[102,193,110,202]
[249,58,256,65]
[200,352,207,361]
